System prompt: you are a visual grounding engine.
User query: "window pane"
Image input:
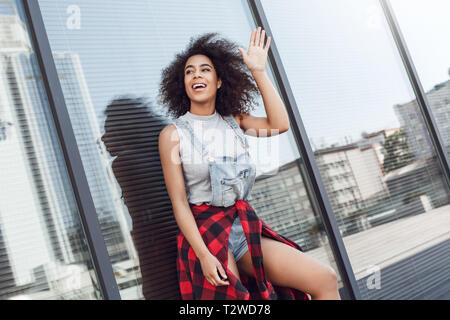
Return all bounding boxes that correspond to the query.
[0,0,101,300]
[39,0,346,299]
[262,0,450,299]
[390,0,450,157]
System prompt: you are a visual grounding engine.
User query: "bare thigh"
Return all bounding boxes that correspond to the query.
[237,236,336,295]
[227,249,241,281]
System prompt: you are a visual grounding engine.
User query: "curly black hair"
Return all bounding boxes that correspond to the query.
[158,33,260,119]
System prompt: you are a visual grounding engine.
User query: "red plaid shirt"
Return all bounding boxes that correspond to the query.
[176,200,311,300]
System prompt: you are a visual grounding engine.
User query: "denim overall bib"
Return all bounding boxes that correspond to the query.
[175,115,256,208]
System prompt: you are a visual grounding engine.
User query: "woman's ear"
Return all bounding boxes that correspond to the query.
[217,78,222,89]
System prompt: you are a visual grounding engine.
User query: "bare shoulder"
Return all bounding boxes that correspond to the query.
[158,123,181,167]
[159,123,179,144]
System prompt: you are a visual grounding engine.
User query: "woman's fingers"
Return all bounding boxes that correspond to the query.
[201,253,230,286]
[211,264,229,286]
[249,29,256,47]
[205,267,229,286]
[207,275,226,287]
[215,278,230,286]
[214,271,230,286]
[259,29,265,47]
[250,27,269,49]
[254,27,261,47]
[217,263,228,281]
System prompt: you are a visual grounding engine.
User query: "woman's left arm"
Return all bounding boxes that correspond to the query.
[237,27,290,137]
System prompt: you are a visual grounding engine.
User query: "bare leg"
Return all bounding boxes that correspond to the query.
[227,249,241,281]
[237,237,341,300]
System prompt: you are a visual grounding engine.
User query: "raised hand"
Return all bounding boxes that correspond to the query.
[238,26,271,74]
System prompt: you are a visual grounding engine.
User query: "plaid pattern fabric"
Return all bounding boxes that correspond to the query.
[176,200,311,300]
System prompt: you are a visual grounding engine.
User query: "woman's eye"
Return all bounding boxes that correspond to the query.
[185,68,210,75]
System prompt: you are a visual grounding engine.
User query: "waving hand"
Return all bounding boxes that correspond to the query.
[238,27,271,74]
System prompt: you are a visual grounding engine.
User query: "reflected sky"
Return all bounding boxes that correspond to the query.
[390,0,450,88]
[38,0,301,171]
[37,0,450,152]
[262,0,450,148]
[38,0,257,122]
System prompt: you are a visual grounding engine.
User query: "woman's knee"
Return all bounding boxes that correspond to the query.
[313,266,338,293]
[326,266,338,286]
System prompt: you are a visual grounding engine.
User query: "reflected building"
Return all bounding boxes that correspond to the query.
[53,51,135,264]
[383,155,450,215]
[315,142,389,221]
[248,160,321,250]
[0,6,132,296]
[394,72,450,159]
[387,75,450,214]
[311,76,450,235]
[0,218,15,296]
[356,128,401,175]
[0,7,70,289]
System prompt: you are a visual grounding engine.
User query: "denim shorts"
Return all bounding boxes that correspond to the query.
[228,217,249,262]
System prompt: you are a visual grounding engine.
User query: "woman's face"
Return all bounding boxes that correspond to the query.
[184,54,222,105]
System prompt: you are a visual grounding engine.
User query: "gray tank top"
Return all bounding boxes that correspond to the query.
[173,110,248,205]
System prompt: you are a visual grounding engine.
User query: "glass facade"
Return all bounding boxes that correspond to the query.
[390,0,450,157]
[36,0,342,299]
[261,0,450,299]
[0,0,448,300]
[0,0,101,299]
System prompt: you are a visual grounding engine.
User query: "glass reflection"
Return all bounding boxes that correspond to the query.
[0,0,100,300]
[261,0,450,299]
[101,96,178,299]
[38,0,343,298]
[391,0,450,159]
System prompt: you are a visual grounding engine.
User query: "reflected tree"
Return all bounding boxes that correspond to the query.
[382,128,413,173]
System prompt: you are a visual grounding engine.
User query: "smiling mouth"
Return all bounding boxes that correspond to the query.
[192,83,207,91]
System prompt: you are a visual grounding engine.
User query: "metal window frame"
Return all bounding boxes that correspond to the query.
[248,0,361,300]
[380,0,450,188]
[21,0,121,300]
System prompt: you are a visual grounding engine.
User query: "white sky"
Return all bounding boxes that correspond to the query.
[37,0,450,165]
[263,0,450,149]
[390,0,450,89]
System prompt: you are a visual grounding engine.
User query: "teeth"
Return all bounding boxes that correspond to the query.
[193,84,206,89]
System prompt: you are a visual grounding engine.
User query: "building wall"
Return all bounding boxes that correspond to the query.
[248,160,319,250]
[315,143,388,221]
[394,80,450,159]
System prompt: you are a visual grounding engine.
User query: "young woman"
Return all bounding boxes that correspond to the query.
[158,27,341,300]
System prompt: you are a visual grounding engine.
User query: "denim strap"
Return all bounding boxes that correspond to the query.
[222,115,251,159]
[174,118,211,160]
[175,115,250,162]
